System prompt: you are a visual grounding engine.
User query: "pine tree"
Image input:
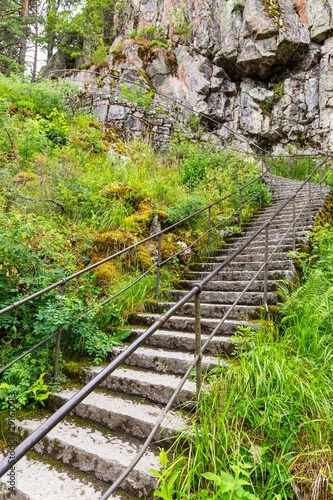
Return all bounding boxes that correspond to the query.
[0,1,24,74]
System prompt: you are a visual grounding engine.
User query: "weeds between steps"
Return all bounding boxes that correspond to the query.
[153,224,333,499]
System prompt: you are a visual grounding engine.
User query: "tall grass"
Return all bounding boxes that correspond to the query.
[156,225,333,499]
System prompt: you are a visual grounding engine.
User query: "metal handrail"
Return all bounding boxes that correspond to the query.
[0,165,269,377]
[0,67,329,493]
[100,161,329,499]
[0,158,328,489]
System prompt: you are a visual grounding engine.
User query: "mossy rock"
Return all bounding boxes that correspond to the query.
[94,262,121,285]
[161,234,179,260]
[14,171,39,185]
[62,361,86,383]
[136,246,153,270]
[126,201,168,236]
[93,230,137,254]
[99,181,134,199]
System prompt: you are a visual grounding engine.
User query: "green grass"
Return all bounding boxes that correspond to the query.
[154,224,333,499]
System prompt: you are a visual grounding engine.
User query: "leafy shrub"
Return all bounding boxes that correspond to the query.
[37,108,69,145]
[167,197,205,226]
[130,25,167,44]
[120,83,155,108]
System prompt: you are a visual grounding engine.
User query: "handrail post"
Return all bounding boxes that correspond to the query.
[195,290,202,400]
[54,282,65,381]
[292,197,296,251]
[207,206,212,258]
[238,190,242,227]
[259,175,262,210]
[264,223,269,309]
[308,177,312,222]
[155,233,162,300]
[308,156,312,221]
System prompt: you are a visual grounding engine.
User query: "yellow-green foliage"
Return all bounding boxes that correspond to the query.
[136,246,153,270]
[125,200,168,236]
[262,0,281,24]
[99,181,134,199]
[94,262,121,286]
[161,234,179,260]
[93,230,136,255]
[14,171,40,186]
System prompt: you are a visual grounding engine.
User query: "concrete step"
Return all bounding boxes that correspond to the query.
[84,365,196,405]
[235,228,310,240]
[50,387,186,443]
[190,260,294,272]
[239,226,312,239]
[16,417,159,498]
[130,328,235,355]
[164,290,277,306]
[0,452,122,500]
[215,243,295,255]
[248,209,317,220]
[152,301,260,320]
[112,345,223,375]
[186,269,295,281]
[177,279,282,292]
[208,252,288,263]
[135,313,259,335]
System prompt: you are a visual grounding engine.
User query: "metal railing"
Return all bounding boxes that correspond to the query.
[0,166,268,378]
[0,156,329,498]
[0,68,330,494]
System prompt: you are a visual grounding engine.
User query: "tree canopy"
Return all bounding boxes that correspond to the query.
[0,0,119,78]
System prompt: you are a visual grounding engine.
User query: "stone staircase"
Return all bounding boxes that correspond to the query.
[2,174,330,499]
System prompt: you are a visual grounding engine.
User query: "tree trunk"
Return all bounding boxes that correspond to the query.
[32,0,38,81]
[19,0,29,67]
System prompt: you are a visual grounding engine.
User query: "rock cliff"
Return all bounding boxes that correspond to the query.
[64,0,333,152]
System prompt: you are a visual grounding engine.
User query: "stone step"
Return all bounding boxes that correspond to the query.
[215,243,295,254]
[190,260,294,272]
[222,238,307,252]
[177,279,282,292]
[152,301,260,320]
[130,328,235,355]
[236,223,310,234]
[236,226,310,238]
[164,289,277,305]
[84,365,196,405]
[135,313,256,335]
[112,345,223,375]
[248,209,317,219]
[49,387,186,443]
[0,452,122,500]
[186,269,295,281]
[207,252,288,263]
[239,225,312,238]
[16,417,159,498]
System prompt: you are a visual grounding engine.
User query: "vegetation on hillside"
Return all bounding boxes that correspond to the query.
[0,74,267,409]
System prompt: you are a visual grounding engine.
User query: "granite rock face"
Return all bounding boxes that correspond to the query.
[63,0,333,152]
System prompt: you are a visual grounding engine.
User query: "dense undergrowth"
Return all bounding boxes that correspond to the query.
[0,74,268,409]
[154,223,333,499]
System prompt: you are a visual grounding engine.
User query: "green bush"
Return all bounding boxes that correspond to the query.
[167,197,205,226]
